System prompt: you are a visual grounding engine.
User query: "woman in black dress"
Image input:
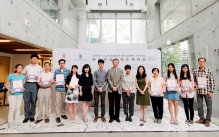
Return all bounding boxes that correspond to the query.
[79,64,93,122]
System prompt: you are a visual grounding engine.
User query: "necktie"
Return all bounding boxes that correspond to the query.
[113,69,117,86]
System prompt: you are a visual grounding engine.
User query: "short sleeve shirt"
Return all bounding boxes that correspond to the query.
[7,73,26,96]
[22,64,43,82]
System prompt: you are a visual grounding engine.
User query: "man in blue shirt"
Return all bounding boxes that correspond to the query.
[53,59,70,123]
[93,59,108,123]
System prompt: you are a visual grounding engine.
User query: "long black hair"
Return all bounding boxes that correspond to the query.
[180,64,191,81]
[70,65,79,79]
[136,65,147,79]
[82,64,92,75]
[167,63,177,79]
[14,64,23,73]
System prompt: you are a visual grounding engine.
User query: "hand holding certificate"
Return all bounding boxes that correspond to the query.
[167,80,177,91]
[182,80,192,91]
[42,74,50,86]
[13,80,23,92]
[56,74,64,86]
[198,77,207,88]
[70,79,79,88]
[151,82,160,96]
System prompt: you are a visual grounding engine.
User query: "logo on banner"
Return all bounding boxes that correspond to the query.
[79,54,82,59]
[73,53,87,61]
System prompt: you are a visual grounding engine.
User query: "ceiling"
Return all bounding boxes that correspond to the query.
[0,37,52,55]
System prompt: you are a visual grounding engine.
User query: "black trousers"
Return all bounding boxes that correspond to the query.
[122,92,135,117]
[182,97,194,120]
[150,96,163,119]
[108,91,121,119]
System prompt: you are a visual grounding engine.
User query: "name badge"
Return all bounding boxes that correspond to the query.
[13,88,22,92]
[198,84,207,88]
[56,81,64,86]
[42,81,50,86]
[28,75,36,79]
[168,87,177,91]
[183,86,191,91]
[152,91,159,96]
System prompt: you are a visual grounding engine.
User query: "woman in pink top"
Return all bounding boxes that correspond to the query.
[179,64,194,125]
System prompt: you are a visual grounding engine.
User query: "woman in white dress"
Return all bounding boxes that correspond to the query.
[65,65,80,122]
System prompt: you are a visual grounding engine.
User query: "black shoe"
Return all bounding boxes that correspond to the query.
[129,116,132,122]
[125,116,129,121]
[56,117,61,123]
[61,115,68,120]
[30,118,35,122]
[23,118,29,123]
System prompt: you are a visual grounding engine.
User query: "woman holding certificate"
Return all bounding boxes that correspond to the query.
[65,65,80,123]
[79,64,93,123]
[179,64,194,125]
[136,65,150,123]
[163,63,180,125]
[148,68,165,124]
[5,64,26,128]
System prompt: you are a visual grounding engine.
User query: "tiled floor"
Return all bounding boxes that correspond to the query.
[0,99,218,133]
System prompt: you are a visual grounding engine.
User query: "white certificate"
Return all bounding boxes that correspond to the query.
[28,69,37,79]
[70,79,79,88]
[167,80,177,91]
[13,80,23,92]
[182,80,191,91]
[198,77,207,88]
[42,73,50,86]
[56,74,64,85]
[151,82,160,96]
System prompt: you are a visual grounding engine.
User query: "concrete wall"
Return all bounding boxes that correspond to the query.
[147,0,219,118]
[0,0,79,50]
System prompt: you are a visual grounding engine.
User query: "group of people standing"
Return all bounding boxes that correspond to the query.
[5,54,215,128]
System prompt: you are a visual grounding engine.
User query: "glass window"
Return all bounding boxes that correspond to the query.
[87,13,101,19]
[132,20,146,43]
[86,19,100,43]
[161,40,189,74]
[102,20,115,43]
[160,0,191,34]
[86,12,146,43]
[117,13,130,19]
[33,0,60,23]
[117,20,130,43]
[102,13,115,19]
[132,13,146,19]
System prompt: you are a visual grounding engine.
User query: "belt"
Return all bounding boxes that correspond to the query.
[40,87,51,89]
[26,82,37,84]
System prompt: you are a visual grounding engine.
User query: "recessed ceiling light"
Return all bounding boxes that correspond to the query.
[14,49,44,51]
[0,40,13,42]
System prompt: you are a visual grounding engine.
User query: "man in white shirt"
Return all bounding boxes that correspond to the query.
[122,65,136,122]
[22,54,43,123]
[35,62,54,124]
